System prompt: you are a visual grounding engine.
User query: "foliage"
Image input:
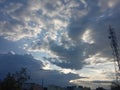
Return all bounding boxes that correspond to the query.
[96,87,106,90]
[111,85,120,90]
[14,67,30,86]
[0,68,30,90]
[111,82,120,90]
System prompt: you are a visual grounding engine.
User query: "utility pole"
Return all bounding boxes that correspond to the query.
[42,78,44,88]
[108,25,120,84]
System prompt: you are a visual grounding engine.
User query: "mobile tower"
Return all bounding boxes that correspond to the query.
[108,25,120,85]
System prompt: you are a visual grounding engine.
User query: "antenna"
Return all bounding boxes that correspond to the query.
[108,25,120,83]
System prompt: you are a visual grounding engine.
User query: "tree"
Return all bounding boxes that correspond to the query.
[0,68,30,90]
[111,82,120,90]
[111,85,120,90]
[96,87,106,90]
[0,73,19,90]
[83,87,91,90]
[14,67,30,87]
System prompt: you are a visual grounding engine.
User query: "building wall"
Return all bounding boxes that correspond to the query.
[22,83,43,90]
[32,84,43,90]
[66,86,83,90]
[48,85,64,90]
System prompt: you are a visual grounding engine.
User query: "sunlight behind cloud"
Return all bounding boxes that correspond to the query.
[85,52,110,65]
[81,29,94,44]
[42,60,77,74]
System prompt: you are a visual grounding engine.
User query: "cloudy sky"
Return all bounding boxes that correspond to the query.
[0,0,120,89]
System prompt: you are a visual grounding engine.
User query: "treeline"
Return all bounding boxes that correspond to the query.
[0,68,30,90]
[0,68,120,90]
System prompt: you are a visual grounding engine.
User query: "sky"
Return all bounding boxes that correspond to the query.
[0,0,120,89]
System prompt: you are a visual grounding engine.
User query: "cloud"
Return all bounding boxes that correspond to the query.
[81,29,94,44]
[98,0,120,11]
[0,0,40,41]
[16,0,88,70]
[21,0,120,70]
[0,53,81,86]
[0,0,70,41]
[70,79,112,90]
[0,0,90,41]
[48,42,85,69]
[0,53,42,75]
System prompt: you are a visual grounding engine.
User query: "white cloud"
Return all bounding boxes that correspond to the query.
[0,0,89,42]
[81,29,94,44]
[80,0,87,8]
[69,61,115,89]
[98,0,120,12]
[84,52,110,65]
[42,59,77,74]
[0,0,71,41]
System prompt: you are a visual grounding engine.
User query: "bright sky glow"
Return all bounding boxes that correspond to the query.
[81,29,95,44]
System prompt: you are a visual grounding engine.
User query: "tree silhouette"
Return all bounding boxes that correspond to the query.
[0,68,30,90]
[14,67,30,87]
[96,87,106,90]
[111,85,120,90]
[0,73,19,90]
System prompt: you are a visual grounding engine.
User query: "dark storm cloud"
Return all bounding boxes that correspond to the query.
[68,20,84,40]
[67,0,100,41]
[0,53,80,86]
[49,41,84,69]
[84,3,120,58]
[0,53,42,76]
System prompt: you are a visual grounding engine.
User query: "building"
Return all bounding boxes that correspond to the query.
[22,83,43,90]
[82,87,91,90]
[47,85,64,90]
[66,86,83,90]
[43,87,48,90]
